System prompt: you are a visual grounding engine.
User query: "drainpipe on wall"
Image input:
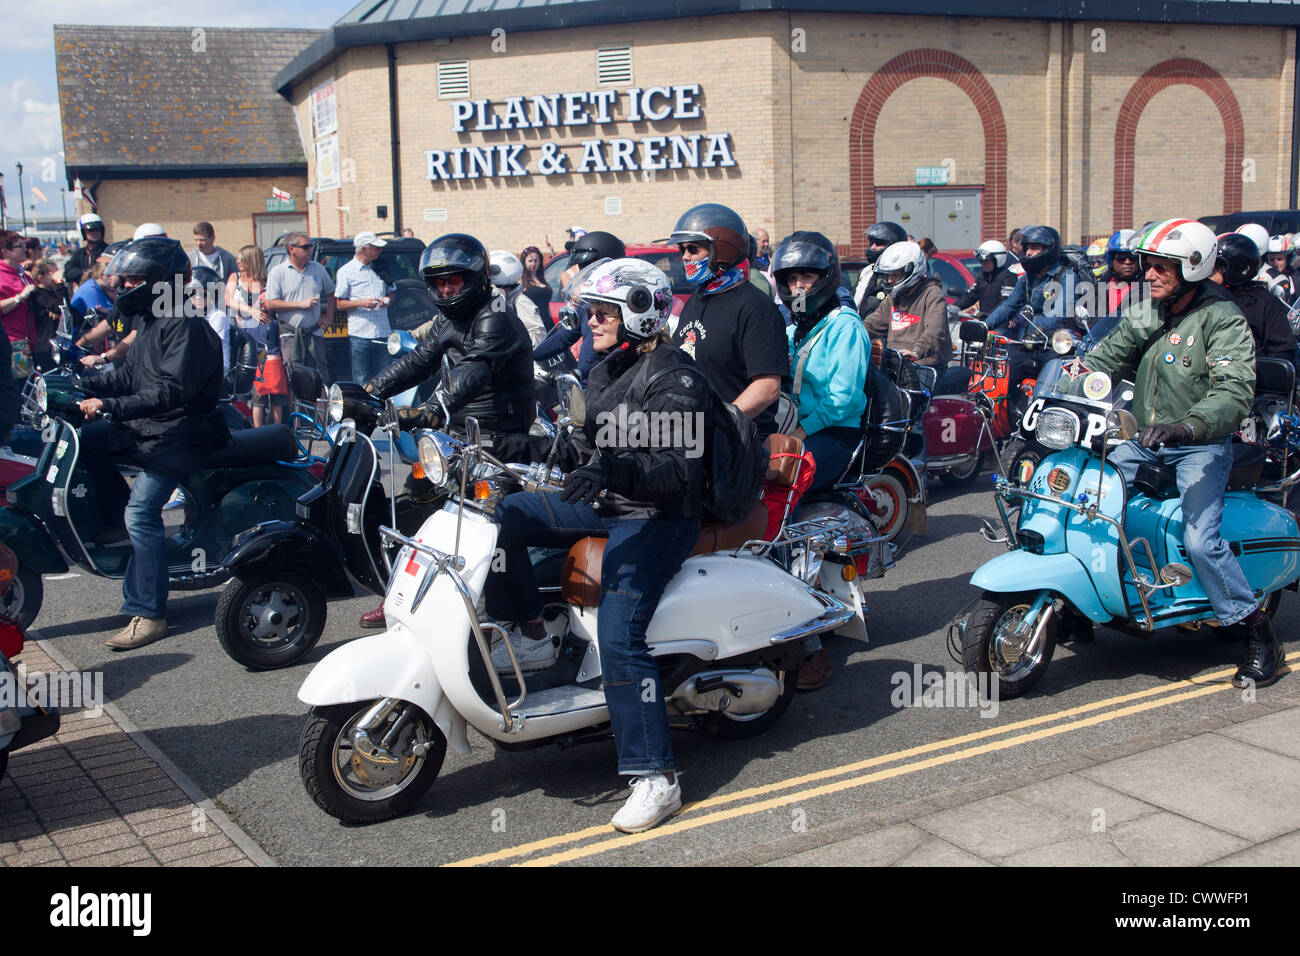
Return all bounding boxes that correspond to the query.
[1291,28,1299,210]
[387,43,403,235]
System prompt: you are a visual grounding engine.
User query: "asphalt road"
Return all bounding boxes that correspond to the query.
[28,472,1298,866]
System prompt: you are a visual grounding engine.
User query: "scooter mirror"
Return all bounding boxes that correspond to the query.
[464,416,481,449]
[1108,409,1139,440]
[555,373,582,422]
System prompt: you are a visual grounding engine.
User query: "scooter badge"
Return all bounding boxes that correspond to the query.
[1082,370,1112,400]
[1169,333,1182,345]
[1063,356,1090,380]
[1047,468,1072,493]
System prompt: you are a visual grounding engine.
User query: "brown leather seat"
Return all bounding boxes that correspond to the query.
[765,432,805,487]
[560,502,771,608]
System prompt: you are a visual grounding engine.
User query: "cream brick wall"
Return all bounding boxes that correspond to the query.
[288,12,1295,251]
[88,175,308,250]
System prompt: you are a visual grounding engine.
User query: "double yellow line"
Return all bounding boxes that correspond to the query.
[445,655,1295,867]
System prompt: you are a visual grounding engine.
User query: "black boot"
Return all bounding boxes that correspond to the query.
[1232,612,1285,689]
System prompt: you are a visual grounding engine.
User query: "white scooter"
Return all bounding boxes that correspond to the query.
[296,383,856,824]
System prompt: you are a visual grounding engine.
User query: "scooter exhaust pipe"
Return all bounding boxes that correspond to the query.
[671,669,783,716]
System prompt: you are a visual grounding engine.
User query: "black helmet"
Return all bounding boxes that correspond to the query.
[662,203,749,280]
[863,221,907,264]
[771,231,841,319]
[570,231,625,268]
[106,238,190,318]
[1215,233,1261,289]
[1018,225,1062,276]
[419,233,492,320]
[99,240,129,261]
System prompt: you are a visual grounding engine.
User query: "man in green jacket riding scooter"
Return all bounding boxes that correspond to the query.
[1080,217,1283,688]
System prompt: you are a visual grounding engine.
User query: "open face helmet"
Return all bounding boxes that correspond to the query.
[77,213,105,241]
[1134,218,1218,283]
[975,239,1010,271]
[662,203,748,285]
[488,250,524,288]
[573,257,674,340]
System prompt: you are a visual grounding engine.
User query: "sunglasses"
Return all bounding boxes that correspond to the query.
[289,243,312,250]
[680,243,708,256]
[1112,253,1138,263]
[590,306,621,323]
[1139,256,1179,275]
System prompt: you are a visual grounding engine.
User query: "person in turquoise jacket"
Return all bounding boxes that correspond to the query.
[772,232,871,492]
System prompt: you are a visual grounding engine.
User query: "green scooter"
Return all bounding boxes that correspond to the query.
[0,372,326,627]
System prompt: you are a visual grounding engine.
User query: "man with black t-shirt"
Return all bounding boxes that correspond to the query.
[663,204,789,437]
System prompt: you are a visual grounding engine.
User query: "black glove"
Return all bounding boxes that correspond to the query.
[395,404,443,431]
[561,455,611,506]
[1138,422,1194,449]
[363,382,378,397]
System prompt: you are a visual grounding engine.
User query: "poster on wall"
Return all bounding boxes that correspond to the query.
[310,79,337,139]
[316,135,340,192]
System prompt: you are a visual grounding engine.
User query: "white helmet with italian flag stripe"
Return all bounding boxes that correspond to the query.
[1133,218,1218,283]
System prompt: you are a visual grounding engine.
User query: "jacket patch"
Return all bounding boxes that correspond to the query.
[890,310,921,331]
[1163,353,1175,363]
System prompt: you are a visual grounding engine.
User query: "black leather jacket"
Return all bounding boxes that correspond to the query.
[367,298,536,434]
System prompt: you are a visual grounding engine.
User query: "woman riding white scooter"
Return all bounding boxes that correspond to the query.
[482,257,707,834]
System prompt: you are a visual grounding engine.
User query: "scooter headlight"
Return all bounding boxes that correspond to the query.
[34,376,47,413]
[1051,329,1074,355]
[417,432,448,486]
[328,384,345,423]
[1035,408,1081,450]
[387,331,403,356]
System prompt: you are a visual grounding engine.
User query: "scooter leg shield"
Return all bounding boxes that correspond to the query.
[970,551,1111,624]
[297,623,470,755]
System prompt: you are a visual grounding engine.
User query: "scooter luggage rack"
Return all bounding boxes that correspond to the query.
[739,515,863,561]
[378,524,529,732]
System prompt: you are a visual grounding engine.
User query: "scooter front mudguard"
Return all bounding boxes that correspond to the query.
[297,621,471,755]
[223,520,352,596]
[970,550,1111,624]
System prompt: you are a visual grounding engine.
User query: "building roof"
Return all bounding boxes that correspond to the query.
[56,25,323,176]
[278,0,1300,96]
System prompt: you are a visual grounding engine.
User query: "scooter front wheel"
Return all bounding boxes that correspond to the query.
[215,571,326,670]
[1,565,43,630]
[299,701,446,824]
[962,591,1056,698]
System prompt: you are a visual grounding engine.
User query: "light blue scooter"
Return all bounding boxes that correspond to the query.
[951,369,1300,696]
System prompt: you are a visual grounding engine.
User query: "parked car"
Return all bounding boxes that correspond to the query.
[841,251,977,306]
[262,235,437,383]
[1198,210,1300,236]
[543,245,692,324]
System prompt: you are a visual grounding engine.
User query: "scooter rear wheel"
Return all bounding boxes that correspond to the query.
[939,451,985,489]
[864,472,909,543]
[300,701,446,824]
[215,571,326,670]
[962,591,1056,698]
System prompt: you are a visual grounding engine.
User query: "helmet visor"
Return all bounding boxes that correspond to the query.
[420,244,484,277]
[561,257,613,306]
[771,239,834,275]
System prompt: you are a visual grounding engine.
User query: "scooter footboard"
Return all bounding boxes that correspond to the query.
[970,551,1112,623]
[297,623,470,754]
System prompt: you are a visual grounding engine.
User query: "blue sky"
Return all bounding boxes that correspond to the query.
[0,0,357,230]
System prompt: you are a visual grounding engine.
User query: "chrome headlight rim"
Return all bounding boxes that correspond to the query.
[35,376,47,413]
[1036,407,1081,450]
[328,383,345,423]
[417,429,461,487]
[1051,329,1075,355]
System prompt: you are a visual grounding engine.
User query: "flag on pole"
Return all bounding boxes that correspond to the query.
[32,186,48,204]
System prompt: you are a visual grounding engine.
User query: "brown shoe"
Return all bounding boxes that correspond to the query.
[797,648,832,691]
[359,602,386,629]
[105,617,168,651]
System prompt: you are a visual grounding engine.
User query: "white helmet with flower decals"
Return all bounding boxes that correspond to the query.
[573,258,673,339]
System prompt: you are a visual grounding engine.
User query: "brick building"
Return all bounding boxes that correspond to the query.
[270,0,1298,253]
[56,25,322,249]
[55,4,1298,255]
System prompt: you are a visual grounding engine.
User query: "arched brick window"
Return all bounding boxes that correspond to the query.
[849,49,1007,253]
[1113,58,1244,230]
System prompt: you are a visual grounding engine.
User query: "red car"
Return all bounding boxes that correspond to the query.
[543,245,693,325]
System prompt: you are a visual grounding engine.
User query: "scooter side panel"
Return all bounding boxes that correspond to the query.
[296,622,470,755]
[0,511,67,574]
[1064,458,1127,618]
[970,551,1112,623]
[222,521,353,596]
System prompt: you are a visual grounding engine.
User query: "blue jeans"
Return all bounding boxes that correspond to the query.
[121,470,180,619]
[484,491,700,775]
[1109,438,1258,625]
[349,337,390,385]
[803,427,860,492]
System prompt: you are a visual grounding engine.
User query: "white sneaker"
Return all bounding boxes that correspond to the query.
[489,626,558,673]
[611,774,682,833]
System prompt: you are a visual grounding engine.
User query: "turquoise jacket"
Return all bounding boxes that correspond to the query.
[787,305,872,436]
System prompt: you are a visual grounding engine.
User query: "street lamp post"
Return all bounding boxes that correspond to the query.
[60,187,69,234]
[15,163,28,236]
